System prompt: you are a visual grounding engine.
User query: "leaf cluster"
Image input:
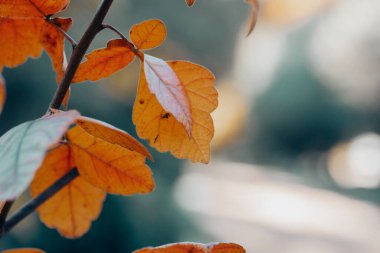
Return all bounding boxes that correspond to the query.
[0,0,258,252]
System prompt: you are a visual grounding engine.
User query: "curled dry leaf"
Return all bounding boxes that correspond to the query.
[133,61,217,163]
[130,19,167,50]
[41,17,72,107]
[73,39,135,83]
[76,116,153,160]
[67,124,155,195]
[245,0,260,36]
[41,18,72,83]
[30,145,106,238]
[0,0,71,81]
[0,74,5,114]
[185,0,196,7]
[133,242,246,253]
[2,248,45,253]
[144,55,192,135]
[0,110,80,200]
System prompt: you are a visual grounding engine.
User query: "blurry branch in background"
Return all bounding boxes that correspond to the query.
[245,0,260,36]
[186,0,260,36]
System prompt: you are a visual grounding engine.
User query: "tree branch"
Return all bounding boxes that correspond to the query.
[0,201,14,233]
[49,0,114,110]
[0,0,114,238]
[0,169,79,238]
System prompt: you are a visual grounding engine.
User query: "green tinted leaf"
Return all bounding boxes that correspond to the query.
[0,110,79,200]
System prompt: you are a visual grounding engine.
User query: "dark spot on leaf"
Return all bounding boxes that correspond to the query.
[154,134,159,143]
[139,100,145,104]
[161,113,170,119]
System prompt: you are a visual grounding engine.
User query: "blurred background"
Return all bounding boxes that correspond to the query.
[1,0,380,252]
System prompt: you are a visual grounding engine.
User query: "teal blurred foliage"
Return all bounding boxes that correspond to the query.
[223,21,380,205]
[0,0,248,252]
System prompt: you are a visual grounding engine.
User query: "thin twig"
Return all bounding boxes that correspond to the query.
[0,169,79,238]
[0,0,115,238]
[101,24,142,60]
[47,18,78,49]
[102,23,128,40]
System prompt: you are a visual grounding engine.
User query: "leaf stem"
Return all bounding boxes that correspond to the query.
[102,23,128,40]
[0,169,79,238]
[47,18,78,49]
[101,24,143,60]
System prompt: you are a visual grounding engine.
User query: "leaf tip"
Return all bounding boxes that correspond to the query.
[186,0,196,7]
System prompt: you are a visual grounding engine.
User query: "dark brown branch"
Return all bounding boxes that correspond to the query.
[0,0,114,238]
[0,201,14,232]
[0,169,79,238]
[49,0,114,110]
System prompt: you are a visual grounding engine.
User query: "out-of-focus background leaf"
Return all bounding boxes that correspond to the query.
[1,0,380,252]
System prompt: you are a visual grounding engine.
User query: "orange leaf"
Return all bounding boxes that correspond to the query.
[2,248,45,253]
[0,0,71,17]
[0,18,44,68]
[73,39,135,83]
[0,0,44,17]
[30,145,106,238]
[0,74,5,114]
[245,0,260,36]
[0,0,71,81]
[76,116,153,160]
[130,19,167,50]
[133,242,246,253]
[32,0,70,16]
[185,0,196,7]
[143,55,192,135]
[67,125,155,195]
[133,61,217,163]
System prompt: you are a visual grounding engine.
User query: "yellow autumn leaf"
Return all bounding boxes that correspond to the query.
[30,145,106,238]
[130,19,167,50]
[133,242,246,253]
[143,54,192,135]
[73,39,135,83]
[67,125,155,195]
[133,61,218,163]
[76,116,153,160]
